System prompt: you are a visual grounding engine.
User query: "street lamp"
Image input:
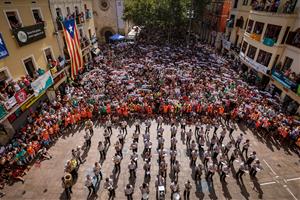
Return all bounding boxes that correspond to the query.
[186,6,194,47]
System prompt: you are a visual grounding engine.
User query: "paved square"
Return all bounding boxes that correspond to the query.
[2,120,300,200]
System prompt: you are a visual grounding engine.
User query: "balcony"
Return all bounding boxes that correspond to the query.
[272,70,300,94]
[263,37,275,47]
[251,0,296,14]
[249,33,261,42]
[239,52,269,74]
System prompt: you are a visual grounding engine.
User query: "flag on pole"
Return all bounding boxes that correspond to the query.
[62,19,83,79]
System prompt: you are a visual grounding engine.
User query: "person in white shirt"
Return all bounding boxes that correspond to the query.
[121,120,128,135]
[85,175,95,197]
[140,183,149,200]
[128,160,137,177]
[206,162,216,180]
[157,116,163,129]
[170,123,177,138]
[186,129,192,146]
[145,119,151,133]
[124,183,134,200]
[103,129,111,146]
[170,181,179,198]
[235,133,243,149]
[98,141,106,160]
[134,119,141,134]
[180,118,186,130]
[250,159,262,177]
[220,164,230,182]
[93,162,102,183]
[195,120,201,139]
[84,132,91,149]
[106,119,112,134]
[184,180,192,200]
[104,177,115,198]
[236,162,247,180]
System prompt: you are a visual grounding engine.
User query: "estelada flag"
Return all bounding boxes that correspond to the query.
[62,19,83,79]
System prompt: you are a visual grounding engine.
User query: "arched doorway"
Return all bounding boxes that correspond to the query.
[104,31,113,43]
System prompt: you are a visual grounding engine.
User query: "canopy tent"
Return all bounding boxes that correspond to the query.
[109,33,125,41]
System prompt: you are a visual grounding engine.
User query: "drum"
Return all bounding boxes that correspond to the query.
[173,192,180,200]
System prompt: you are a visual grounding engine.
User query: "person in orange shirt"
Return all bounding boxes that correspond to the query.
[41,129,50,146]
[81,108,87,119]
[27,142,35,161]
[87,108,92,119]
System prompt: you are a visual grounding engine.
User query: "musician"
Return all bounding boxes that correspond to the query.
[104,177,115,198]
[62,173,73,198]
[236,162,247,180]
[184,180,192,200]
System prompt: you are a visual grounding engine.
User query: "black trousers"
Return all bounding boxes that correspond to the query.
[126,194,133,200]
[107,126,112,134]
[87,185,95,195]
[135,125,140,134]
[236,169,245,179]
[184,190,190,199]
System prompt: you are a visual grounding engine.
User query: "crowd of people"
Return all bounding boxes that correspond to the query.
[0,36,300,199]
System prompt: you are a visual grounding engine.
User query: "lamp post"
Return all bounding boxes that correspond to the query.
[186,1,194,48]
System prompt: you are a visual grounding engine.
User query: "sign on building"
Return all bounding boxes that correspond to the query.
[0,33,9,59]
[12,23,46,47]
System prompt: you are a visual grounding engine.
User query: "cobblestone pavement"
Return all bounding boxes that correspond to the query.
[2,120,300,200]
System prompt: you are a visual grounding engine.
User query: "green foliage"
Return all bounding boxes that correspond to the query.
[123,0,208,28]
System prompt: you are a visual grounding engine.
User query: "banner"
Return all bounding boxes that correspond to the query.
[0,33,9,60]
[0,104,7,119]
[12,23,46,47]
[5,96,17,110]
[14,89,28,105]
[31,71,54,96]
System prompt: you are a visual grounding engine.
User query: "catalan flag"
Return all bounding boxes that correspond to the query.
[62,19,83,79]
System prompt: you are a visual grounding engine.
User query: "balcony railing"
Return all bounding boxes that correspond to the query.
[251,0,296,14]
[239,52,269,74]
[272,70,299,94]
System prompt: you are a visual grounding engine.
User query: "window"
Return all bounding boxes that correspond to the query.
[246,45,257,59]
[246,20,254,33]
[241,41,248,53]
[5,10,22,29]
[236,17,244,28]
[282,57,293,71]
[233,0,239,8]
[256,50,272,67]
[44,47,54,62]
[286,28,300,48]
[242,0,248,5]
[253,22,264,35]
[100,0,109,11]
[264,24,282,42]
[23,57,36,78]
[32,8,43,24]
[0,68,12,83]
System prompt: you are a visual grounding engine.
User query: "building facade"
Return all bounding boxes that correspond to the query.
[225,0,300,113]
[92,0,125,43]
[199,0,232,49]
[49,0,97,67]
[0,0,69,144]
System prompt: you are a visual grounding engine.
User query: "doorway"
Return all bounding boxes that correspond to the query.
[104,31,113,43]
